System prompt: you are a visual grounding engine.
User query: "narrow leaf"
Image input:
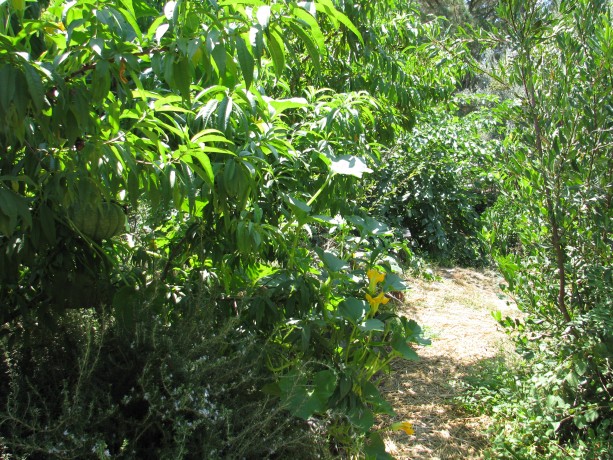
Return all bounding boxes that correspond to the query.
[190,128,233,144]
[267,97,308,114]
[236,35,254,89]
[189,150,214,185]
[173,55,191,102]
[23,63,44,111]
[267,29,285,78]
[216,96,233,133]
[287,21,321,73]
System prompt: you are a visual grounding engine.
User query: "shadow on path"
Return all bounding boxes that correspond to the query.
[378,268,517,459]
[380,353,497,459]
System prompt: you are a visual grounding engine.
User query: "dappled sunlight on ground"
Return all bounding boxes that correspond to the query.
[379,268,519,459]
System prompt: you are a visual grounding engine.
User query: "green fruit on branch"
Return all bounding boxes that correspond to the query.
[70,201,126,240]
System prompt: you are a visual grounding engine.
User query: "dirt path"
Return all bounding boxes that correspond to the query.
[380,268,519,459]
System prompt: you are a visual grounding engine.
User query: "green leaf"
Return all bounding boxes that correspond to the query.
[236,35,254,89]
[300,324,311,351]
[0,188,31,236]
[364,432,393,460]
[291,6,325,51]
[284,194,311,214]
[584,408,599,423]
[330,8,363,45]
[163,53,175,86]
[223,158,237,184]
[316,0,363,45]
[173,55,191,102]
[362,380,394,414]
[217,96,233,133]
[313,370,336,402]
[322,251,349,272]
[261,382,281,397]
[359,318,385,332]
[127,170,140,206]
[23,63,44,111]
[211,44,227,77]
[92,60,111,102]
[286,20,321,74]
[119,0,135,17]
[38,203,56,244]
[382,273,409,292]
[267,28,285,78]
[10,0,26,14]
[236,221,252,254]
[188,150,214,186]
[316,248,348,272]
[0,64,16,112]
[346,215,391,236]
[392,334,419,360]
[267,97,308,115]
[565,370,579,388]
[401,317,429,344]
[118,6,142,39]
[190,128,233,144]
[347,405,374,431]
[279,369,336,420]
[196,99,219,124]
[94,8,137,41]
[574,359,588,376]
[339,298,368,324]
[113,286,137,332]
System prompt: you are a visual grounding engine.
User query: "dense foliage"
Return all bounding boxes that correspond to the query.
[470,0,613,457]
[372,95,501,265]
[0,0,438,457]
[1,0,611,457]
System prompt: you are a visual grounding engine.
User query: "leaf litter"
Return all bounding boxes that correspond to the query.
[379,268,520,459]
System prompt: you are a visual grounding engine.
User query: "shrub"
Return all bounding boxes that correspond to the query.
[0,303,330,459]
[370,95,501,266]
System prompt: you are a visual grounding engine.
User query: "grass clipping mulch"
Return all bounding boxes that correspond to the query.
[379,268,519,459]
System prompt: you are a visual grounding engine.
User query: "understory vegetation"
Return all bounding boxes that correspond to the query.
[1,0,611,458]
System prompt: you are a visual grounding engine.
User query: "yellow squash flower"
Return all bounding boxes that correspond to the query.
[365,291,389,315]
[367,268,385,284]
[366,268,385,294]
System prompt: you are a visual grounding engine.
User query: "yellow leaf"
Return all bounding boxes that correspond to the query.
[119,59,129,83]
[391,421,415,436]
